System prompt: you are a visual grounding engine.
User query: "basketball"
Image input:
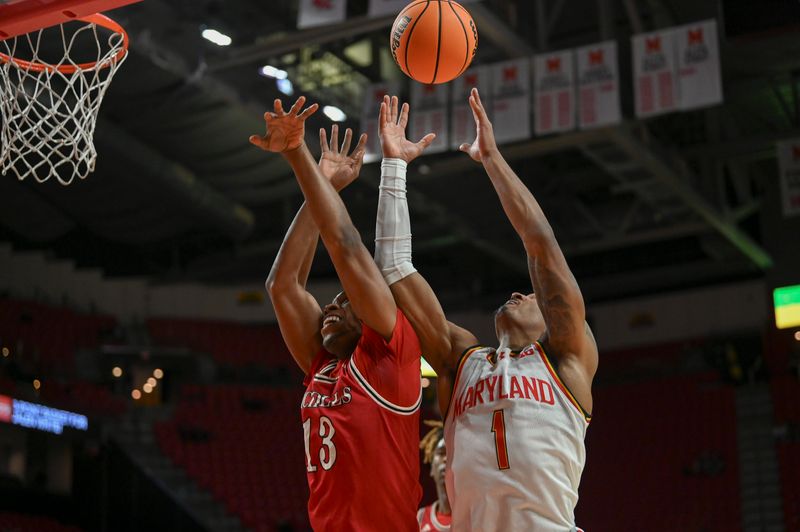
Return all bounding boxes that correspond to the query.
[390,0,478,85]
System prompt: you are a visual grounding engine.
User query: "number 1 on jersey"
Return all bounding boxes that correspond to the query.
[491,409,510,470]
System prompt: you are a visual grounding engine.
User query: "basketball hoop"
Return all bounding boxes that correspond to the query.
[0,14,129,185]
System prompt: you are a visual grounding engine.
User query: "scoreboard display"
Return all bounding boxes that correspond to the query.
[774,284,800,329]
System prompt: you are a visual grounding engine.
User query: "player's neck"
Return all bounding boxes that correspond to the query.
[495,315,540,351]
[496,330,535,352]
[436,497,451,515]
[322,335,359,359]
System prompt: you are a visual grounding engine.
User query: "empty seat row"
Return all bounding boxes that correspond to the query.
[576,374,741,530]
[147,318,290,369]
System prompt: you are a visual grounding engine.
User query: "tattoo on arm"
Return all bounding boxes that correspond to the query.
[529,255,584,350]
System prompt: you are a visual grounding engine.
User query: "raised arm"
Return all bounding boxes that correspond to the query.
[252,96,396,340]
[261,119,367,373]
[459,89,596,372]
[375,95,475,375]
[265,201,320,374]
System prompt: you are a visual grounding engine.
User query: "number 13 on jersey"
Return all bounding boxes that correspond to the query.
[303,416,337,472]
[491,409,510,470]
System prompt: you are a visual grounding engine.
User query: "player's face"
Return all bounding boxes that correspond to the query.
[494,292,546,336]
[321,292,362,359]
[430,438,450,507]
[430,438,447,485]
[496,292,539,317]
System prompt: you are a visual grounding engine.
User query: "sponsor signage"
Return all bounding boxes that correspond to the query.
[0,394,88,434]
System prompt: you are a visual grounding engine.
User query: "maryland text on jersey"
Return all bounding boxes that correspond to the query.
[450,345,557,419]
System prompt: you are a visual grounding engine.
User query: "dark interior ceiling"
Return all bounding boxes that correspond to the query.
[1,0,799,311]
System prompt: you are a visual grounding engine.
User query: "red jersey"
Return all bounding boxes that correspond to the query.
[301,309,422,531]
[417,502,451,531]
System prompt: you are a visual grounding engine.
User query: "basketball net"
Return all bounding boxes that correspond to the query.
[0,15,128,185]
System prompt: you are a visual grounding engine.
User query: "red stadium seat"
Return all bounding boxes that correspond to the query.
[576,373,740,530]
[0,512,83,532]
[770,376,800,529]
[156,384,311,529]
[0,298,116,375]
[146,317,293,370]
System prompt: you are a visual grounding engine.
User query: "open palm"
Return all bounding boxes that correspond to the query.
[379,95,435,163]
[250,96,318,153]
[459,88,498,163]
[318,125,368,191]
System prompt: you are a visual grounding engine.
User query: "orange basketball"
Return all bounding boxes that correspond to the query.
[390,0,478,85]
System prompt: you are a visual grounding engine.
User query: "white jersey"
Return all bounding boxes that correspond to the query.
[444,342,591,532]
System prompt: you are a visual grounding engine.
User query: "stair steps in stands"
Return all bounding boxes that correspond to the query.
[114,410,250,532]
[736,384,785,532]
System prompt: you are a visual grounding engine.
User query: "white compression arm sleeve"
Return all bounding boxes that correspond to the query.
[375,158,417,285]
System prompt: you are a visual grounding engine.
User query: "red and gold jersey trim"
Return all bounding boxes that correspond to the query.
[444,345,484,422]
[534,342,592,423]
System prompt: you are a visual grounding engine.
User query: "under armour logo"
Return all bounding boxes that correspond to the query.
[589,50,604,65]
[646,37,661,53]
[503,66,518,80]
[546,58,560,72]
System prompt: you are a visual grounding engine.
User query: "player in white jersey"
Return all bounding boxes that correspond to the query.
[373,90,597,531]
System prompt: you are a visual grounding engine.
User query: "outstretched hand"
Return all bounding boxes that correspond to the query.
[250,96,319,153]
[379,95,436,163]
[318,125,368,192]
[459,88,498,163]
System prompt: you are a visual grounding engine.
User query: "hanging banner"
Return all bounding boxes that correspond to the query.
[491,58,532,144]
[676,19,723,110]
[632,29,678,118]
[450,65,490,150]
[361,81,402,163]
[298,0,347,29]
[369,0,479,17]
[576,41,621,129]
[368,0,408,17]
[533,49,575,135]
[410,83,449,154]
[777,140,800,217]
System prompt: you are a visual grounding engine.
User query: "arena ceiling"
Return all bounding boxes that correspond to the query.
[1,0,799,310]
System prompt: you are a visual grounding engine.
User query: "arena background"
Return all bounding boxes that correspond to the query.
[1,0,800,530]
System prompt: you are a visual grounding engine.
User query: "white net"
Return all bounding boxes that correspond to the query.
[0,18,127,185]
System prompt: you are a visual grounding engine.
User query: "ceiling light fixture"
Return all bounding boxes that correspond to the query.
[277,78,294,96]
[201,28,232,47]
[259,65,288,79]
[323,105,346,122]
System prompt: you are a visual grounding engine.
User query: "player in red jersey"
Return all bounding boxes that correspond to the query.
[417,421,451,531]
[251,97,433,531]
